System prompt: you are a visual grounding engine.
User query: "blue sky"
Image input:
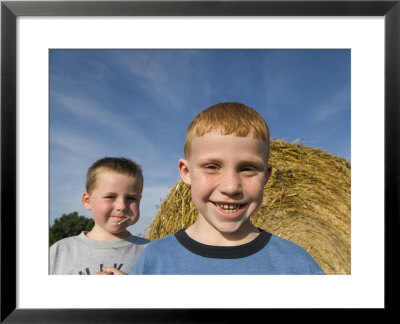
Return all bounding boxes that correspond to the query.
[49,49,350,236]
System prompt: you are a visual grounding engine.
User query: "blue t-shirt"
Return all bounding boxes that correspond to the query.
[130,229,324,275]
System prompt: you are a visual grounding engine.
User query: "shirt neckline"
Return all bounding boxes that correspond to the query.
[174,228,272,259]
[77,231,136,248]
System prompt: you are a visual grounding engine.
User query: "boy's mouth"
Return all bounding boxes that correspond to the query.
[113,216,128,219]
[213,202,246,212]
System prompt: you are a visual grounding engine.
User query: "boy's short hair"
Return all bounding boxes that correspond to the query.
[86,157,143,194]
[184,102,270,160]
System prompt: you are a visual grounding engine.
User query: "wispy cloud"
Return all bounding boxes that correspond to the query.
[50,128,108,164]
[107,50,212,112]
[52,91,163,156]
[312,85,350,122]
[53,92,139,134]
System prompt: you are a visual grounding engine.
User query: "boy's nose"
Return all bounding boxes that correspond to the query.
[219,171,242,195]
[115,199,127,211]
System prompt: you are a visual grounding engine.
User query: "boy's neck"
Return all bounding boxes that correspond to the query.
[185,219,260,246]
[86,225,129,241]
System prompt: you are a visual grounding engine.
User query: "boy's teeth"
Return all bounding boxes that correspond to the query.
[215,203,241,211]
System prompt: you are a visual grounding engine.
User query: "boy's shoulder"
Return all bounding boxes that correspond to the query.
[136,232,185,260]
[142,232,178,250]
[126,234,151,245]
[50,232,83,249]
[50,231,150,251]
[266,234,324,273]
[268,234,312,256]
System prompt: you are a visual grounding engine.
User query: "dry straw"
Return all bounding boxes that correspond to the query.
[145,139,351,275]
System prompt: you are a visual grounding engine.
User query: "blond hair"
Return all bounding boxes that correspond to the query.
[85,157,143,194]
[184,102,270,159]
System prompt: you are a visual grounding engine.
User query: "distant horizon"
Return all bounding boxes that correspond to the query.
[50,49,350,236]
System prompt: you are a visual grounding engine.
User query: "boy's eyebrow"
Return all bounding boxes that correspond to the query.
[196,157,226,165]
[127,193,141,197]
[102,191,140,196]
[197,157,265,166]
[197,157,222,163]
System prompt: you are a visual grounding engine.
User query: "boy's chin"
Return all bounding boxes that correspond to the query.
[218,223,255,234]
[213,220,257,237]
[110,229,130,238]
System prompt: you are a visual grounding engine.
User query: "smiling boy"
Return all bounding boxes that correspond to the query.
[50,157,150,275]
[130,103,324,274]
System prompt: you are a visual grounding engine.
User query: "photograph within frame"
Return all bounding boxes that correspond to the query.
[48,48,351,276]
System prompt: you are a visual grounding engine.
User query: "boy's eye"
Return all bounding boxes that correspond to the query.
[203,164,219,171]
[241,165,261,174]
[242,166,255,171]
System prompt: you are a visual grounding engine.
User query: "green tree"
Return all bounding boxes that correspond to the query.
[49,212,94,246]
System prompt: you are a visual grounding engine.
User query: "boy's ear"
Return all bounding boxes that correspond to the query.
[264,164,272,186]
[178,158,191,185]
[81,192,92,210]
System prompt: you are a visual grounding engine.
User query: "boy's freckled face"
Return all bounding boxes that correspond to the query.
[82,171,142,236]
[179,132,271,237]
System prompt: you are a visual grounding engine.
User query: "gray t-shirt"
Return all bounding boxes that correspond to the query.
[49,231,150,275]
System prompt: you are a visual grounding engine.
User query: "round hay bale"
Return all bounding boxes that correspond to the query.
[145,139,351,275]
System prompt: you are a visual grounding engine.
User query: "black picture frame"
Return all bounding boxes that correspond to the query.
[1,0,399,322]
